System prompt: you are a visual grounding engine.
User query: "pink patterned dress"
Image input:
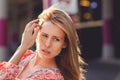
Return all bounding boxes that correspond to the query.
[0,50,64,80]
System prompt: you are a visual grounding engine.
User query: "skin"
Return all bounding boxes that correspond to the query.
[9,19,40,65]
[37,21,67,59]
[9,19,67,79]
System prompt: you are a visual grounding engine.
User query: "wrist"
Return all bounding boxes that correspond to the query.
[17,45,28,54]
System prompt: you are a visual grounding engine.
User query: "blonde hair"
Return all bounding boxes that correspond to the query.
[38,6,86,80]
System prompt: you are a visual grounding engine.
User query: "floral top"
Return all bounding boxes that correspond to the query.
[0,50,64,80]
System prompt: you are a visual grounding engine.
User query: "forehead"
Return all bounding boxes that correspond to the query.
[40,21,65,38]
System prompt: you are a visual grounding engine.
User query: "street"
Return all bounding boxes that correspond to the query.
[85,59,120,80]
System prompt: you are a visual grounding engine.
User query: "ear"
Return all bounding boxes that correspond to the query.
[62,42,67,48]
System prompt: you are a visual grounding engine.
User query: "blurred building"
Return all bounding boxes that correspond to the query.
[0,0,43,61]
[0,0,120,61]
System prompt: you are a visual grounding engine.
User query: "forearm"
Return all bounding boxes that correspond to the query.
[8,45,27,65]
[9,19,40,65]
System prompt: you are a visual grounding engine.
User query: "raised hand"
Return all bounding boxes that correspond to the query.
[20,19,41,50]
[9,19,41,64]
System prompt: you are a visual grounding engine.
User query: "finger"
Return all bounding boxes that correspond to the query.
[30,23,38,30]
[29,19,39,25]
[30,23,42,31]
[36,24,42,29]
[30,23,41,35]
[33,27,39,38]
[29,23,37,34]
[25,19,39,29]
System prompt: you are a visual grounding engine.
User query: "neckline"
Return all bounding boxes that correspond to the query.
[17,51,60,79]
[30,53,58,69]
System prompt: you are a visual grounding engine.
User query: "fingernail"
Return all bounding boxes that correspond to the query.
[37,25,41,28]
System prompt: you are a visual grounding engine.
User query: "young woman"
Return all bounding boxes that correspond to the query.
[0,6,86,80]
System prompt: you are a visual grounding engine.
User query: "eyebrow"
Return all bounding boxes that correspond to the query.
[41,32,64,40]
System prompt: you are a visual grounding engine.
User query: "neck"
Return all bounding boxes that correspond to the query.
[31,53,57,68]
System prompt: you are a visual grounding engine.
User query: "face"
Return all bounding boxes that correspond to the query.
[36,21,67,59]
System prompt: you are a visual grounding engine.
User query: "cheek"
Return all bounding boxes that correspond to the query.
[38,34,44,43]
[52,44,64,55]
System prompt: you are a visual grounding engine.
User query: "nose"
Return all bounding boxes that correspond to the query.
[45,38,51,48]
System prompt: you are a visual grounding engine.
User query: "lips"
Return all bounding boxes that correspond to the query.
[41,49,50,55]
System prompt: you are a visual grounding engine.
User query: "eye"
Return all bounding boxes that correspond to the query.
[53,37,60,42]
[42,33,48,38]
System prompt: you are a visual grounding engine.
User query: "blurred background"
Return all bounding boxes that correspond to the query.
[0,0,120,80]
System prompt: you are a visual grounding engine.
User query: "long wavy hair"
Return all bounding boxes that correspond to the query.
[38,6,86,80]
